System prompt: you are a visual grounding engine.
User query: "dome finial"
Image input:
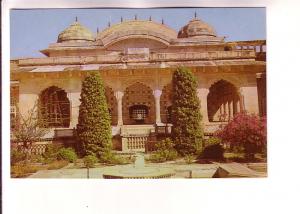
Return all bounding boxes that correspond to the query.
[149,16,152,21]
[121,16,123,22]
[135,14,137,20]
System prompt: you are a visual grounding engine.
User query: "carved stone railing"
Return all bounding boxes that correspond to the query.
[126,136,148,151]
[12,141,52,155]
[17,50,256,67]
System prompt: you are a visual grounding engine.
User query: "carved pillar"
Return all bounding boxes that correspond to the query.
[153,89,162,125]
[230,100,234,119]
[67,92,81,128]
[114,91,124,126]
[225,101,229,121]
[239,87,259,114]
[197,88,209,123]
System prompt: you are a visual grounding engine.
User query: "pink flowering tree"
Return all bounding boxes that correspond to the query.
[216,113,267,160]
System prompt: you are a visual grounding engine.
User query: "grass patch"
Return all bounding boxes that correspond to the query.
[11,164,42,178]
[47,160,69,170]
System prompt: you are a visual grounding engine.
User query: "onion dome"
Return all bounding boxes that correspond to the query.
[178,18,217,38]
[57,21,95,43]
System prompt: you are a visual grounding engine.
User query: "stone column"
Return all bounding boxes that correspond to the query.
[230,100,234,119]
[114,91,124,126]
[197,88,209,123]
[239,87,259,114]
[153,89,162,125]
[67,92,81,128]
[225,101,229,121]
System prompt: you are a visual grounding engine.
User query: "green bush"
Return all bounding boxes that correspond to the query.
[150,138,178,163]
[77,73,112,157]
[83,155,98,168]
[171,67,204,156]
[98,150,127,165]
[43,143,63,162]
[204,137,221,147]
[11,148,26,165]
[57,148,77,163]
[199,137,224,160]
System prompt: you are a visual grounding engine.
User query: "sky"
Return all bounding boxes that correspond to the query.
[10,8,266,59]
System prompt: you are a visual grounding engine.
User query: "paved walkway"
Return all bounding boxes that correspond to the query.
[28,162,266,178]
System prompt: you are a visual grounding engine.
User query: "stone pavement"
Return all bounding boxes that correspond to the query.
[27,162,266,179]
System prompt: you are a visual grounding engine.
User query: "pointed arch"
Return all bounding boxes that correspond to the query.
[207,80,241,122]
[39,86,70,127]
[123,82,155,125]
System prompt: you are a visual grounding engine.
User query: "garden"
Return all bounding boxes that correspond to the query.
[10,67,267,178]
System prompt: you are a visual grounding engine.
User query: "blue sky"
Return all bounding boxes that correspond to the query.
[10,8,266,59]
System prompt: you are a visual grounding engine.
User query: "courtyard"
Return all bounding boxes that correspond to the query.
[27,159,266,179]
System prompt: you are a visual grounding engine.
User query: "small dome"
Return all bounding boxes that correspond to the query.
[57,21,95,43]
[178,18,216,38]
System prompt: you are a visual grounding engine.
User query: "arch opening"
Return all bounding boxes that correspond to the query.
[123,82,155,125]
[207,80,241,122]
[39,86,70,128]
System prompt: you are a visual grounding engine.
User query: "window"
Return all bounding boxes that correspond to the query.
[39,86,70,128]
[129,105,148,122]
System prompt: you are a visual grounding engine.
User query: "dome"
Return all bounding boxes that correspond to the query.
[178,18,216,38]
[57,21,95,43]
[96,20,177,46]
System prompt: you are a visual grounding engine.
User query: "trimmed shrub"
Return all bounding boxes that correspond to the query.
[83,155,98,168]
[150,138,178,163]
[57,147,77,163]
[98,150,127,165]
[77,73,112,158]
[216,113,267,160]
[171,67,204,156]
[197,137,224,160]
[201,144,225,160]
[43,143,63,163]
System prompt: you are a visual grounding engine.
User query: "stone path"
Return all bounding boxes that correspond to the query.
[27,162,266,179]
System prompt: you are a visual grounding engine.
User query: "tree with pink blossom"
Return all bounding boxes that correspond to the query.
[216,113,267,160]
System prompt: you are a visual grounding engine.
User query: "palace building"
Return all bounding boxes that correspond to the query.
[10,15,266,152]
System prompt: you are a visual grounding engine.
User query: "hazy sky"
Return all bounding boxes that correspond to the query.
[10,8,266,59]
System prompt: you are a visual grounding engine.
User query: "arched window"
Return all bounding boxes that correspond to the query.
[129,105,149,124]
[123,82,155,125]
[39,86,70,128]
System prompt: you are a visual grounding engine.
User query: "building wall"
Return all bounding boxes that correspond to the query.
[13,68,262,128]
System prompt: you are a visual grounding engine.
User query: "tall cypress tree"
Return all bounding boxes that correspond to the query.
[171,67,204,156]
[77,73,112,157]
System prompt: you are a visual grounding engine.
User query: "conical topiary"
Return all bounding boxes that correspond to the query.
[77,72,112,158]
[171,67,204,156]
